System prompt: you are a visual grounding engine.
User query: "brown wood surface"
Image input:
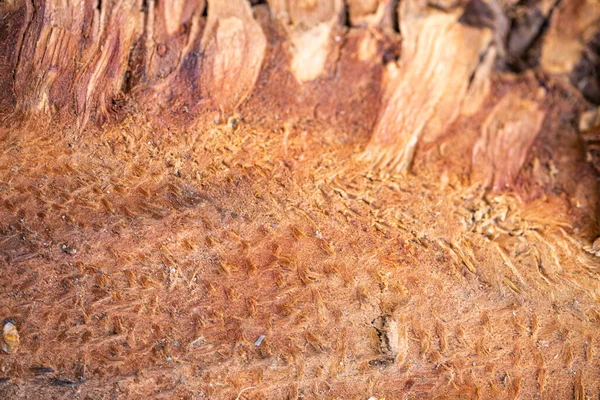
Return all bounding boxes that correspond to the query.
[0,0,599,398]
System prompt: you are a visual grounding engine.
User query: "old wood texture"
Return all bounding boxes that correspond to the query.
[0,0,599,399]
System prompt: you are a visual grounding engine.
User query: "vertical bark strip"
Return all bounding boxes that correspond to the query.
[361,0,494,172]
[472,90,546,190]
[144,0,205,86]
[268,0,344,83]
[12,0,143,126]
[199,0,266,112]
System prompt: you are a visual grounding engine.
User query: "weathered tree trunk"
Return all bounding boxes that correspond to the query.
[1,0,600,399]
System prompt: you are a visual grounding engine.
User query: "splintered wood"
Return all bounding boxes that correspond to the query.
[13,0,143,126]
[0,0,600,399]
[361,0,493,172]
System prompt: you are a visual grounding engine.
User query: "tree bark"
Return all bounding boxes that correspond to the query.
[1,0,600,398]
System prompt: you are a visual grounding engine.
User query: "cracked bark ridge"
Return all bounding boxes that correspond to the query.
[199,0,266,112]
[345,0,399,68]
[0,1,24,114]
[11,0,143,126]
[361,0,495,173]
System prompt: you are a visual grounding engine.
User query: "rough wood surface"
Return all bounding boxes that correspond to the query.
[144,0,205,86]
[472,89,546,190]
[361,0,495,172]
[0,0,599,399]
[11,0,144,126]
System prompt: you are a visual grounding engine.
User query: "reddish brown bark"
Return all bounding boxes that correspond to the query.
[0,1,600,399]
